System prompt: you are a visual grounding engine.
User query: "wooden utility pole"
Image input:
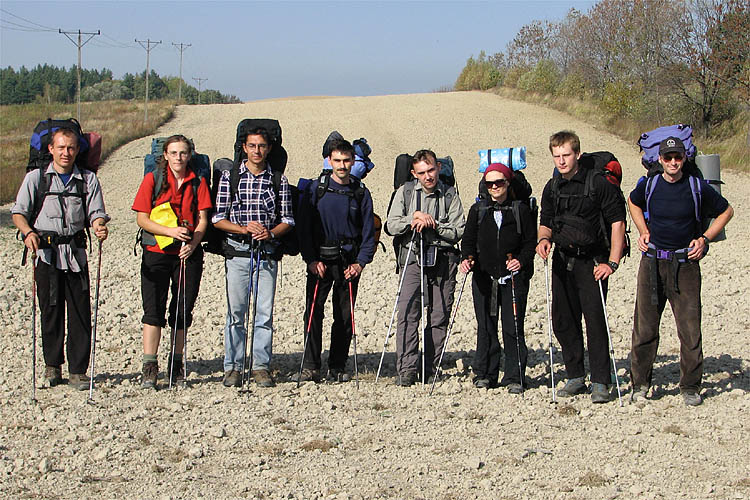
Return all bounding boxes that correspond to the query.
[193,77,207,105]
[59,29,100,122]
[135,38,162,121]
[172,42,191,102]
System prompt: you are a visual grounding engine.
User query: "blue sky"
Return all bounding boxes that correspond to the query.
[1,1,596,101]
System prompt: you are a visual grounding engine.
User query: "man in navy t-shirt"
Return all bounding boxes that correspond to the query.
[628,136,733,406]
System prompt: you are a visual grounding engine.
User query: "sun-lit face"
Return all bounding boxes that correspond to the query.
[485,171,509,202]
[551,142,581,179]
[659,152,685,178]
[48,132,79,172]
[412,159,438,193]
[328,150,354,182]
[243,134,271,169]
[164,140,192,175]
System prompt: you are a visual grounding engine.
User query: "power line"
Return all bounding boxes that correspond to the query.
[0,8,56,31]
[193,77,208,104]
[1,18,56,32]
[135,38,162,121]
[59,29,101,122]
[101,32,136,48]
[172,42,191,101]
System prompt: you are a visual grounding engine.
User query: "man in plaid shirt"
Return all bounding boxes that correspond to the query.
[212,126,294,388]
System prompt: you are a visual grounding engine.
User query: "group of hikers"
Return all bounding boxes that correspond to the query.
[12,120,733,407]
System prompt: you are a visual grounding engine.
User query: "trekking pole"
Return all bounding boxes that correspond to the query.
[375,233,416,382]
[507,253,524,396]
[598,279,623,407]
[297,277,320,389]
[181,256,187,385]
[242,246,262,391]
[544,259,556,403]
[88,241,103,402]
[239,244,256,389]
[30,253,37,404]
[168,245,186,390]
[429,270,468,396]
[419,232,426,387]
[348,280,359,390]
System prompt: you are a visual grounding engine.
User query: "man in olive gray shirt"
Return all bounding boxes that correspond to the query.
[385,150,465,386]
[13,127,109,390]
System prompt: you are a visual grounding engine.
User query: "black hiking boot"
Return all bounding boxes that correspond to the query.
[292,368,321,384]
[169,358,186,389]
[395,372,416,387]
[44,366,63,387]
[326,368,351,383]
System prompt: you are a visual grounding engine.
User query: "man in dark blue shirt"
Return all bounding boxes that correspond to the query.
[296,139,376,383]
[628,137,733,406]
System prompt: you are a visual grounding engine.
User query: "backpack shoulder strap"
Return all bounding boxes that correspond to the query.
[229,161,241,203]
[645,175,659,221]
[402,179,416,213]
[511,200,522,234]
[315,171,330,204]
[687,175,702,223]
[30,168,50,227]
[151,167,164,205]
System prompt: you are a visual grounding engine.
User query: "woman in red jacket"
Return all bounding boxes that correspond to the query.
[132,135,211,390]
[460,163,536,393]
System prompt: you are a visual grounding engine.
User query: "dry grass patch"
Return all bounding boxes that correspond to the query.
[300,439,337,452]
[257,444,285,456]
[0,100,175,203]
[663,424,688,436]
[735,478,750,487]
[578,471,610,487]
[371,401,387,411]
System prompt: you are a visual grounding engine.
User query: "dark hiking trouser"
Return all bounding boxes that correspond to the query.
[302,263,360,371]
[631,257,703,392]
[140,248,204,329]
[471,270,529,386]
[551,251,612,385]
[36,261,91,375]
[396,251,458,378]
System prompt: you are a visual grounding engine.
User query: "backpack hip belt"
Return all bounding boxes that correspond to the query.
[643,245,690,305]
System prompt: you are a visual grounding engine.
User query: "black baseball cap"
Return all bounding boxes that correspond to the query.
[659,137,686,156]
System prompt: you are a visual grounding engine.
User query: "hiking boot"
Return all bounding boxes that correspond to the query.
[682,390,702,407]
[291,368,321,384]
[252,369,276,388]
[44,366,63,387]
[473,378,490,389]
[591,383,610,404]
[507,383,523,394]
[326,368,351,383]
[141,361,158,390]
[223,370,241,388]
[557,377,587,397]
[69,373,90,391]
[631,385,648,403]
[395,372,416,387]
[169,360,186,389]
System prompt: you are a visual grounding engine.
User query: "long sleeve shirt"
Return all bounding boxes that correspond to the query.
[385,180,465,249]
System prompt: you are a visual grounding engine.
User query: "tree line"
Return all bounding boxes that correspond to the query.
[455,0,749,135]
[0,64,241,105]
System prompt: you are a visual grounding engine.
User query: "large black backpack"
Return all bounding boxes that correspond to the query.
[204,119,298,258]
[549,151,630,257]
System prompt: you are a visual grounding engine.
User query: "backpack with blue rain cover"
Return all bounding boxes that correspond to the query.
[135,137,211,251]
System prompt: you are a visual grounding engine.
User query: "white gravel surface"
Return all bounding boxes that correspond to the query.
[1,91,748,499]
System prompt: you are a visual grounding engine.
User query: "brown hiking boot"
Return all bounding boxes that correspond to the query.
[44,366,63,387]
[69,373,90,391]
[141,361,158,390]
[169,359,186,388]
[291,368,320,383]
[252,369,276,388]
[223,370,241,387]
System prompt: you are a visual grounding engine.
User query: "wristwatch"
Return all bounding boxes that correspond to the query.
[269,230,276,240]
[607,260,619,272]
[701,234,710,245]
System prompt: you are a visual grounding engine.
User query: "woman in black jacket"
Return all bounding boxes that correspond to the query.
[460,163,536,393]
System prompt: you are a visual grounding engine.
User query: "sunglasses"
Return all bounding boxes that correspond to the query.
[662,153,684,161]
[485,179,508,188]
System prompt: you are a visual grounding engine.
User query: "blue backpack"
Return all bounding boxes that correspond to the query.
[640,174,703,237]
[638,124,697,167]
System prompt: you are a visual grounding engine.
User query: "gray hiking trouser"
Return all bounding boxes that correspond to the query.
[396,251,458,377]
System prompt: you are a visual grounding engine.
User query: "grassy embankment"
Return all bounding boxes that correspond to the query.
[490,87,749,174]
[0,100,175,204]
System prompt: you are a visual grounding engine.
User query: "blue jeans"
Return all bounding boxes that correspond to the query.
[223,240,278,372]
